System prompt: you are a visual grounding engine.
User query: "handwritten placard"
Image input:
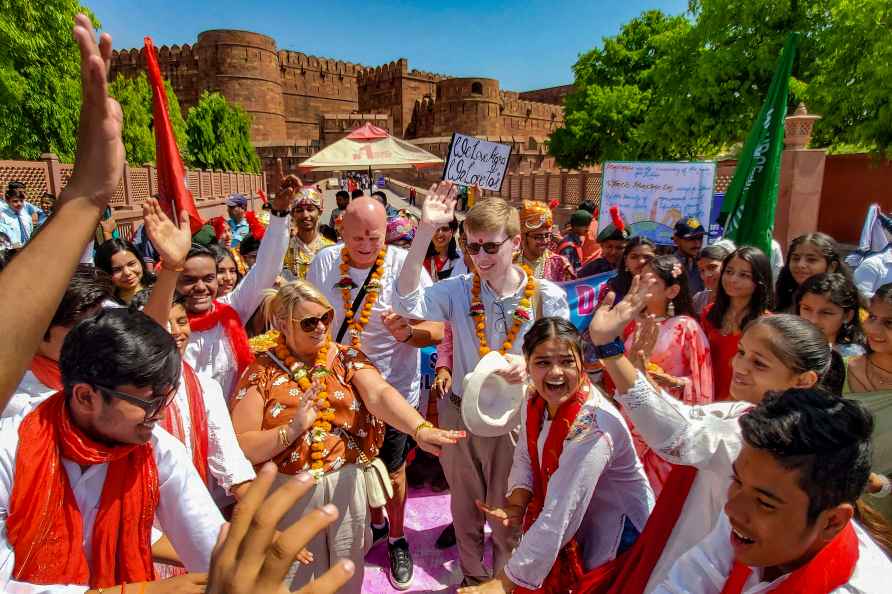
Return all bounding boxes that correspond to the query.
[443,133,512,192]
[598,161,717,245]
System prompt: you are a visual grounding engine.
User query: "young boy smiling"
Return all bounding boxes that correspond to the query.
[656,388,891,593]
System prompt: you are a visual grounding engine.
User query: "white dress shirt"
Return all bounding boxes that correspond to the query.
[504,386,654,590]
[395,267,570,398]
[308,244,433,408]
[184,213,290,399]
[615,372,754,592]
[854,250,892,300]
[654,513,892,594]
[0,411,224,593]
[0,205,34,248]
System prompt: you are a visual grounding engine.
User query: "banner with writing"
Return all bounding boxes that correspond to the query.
[598,161,717,246]
[443,133,512,191]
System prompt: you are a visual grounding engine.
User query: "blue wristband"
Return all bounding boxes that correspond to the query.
[593,338,625,360]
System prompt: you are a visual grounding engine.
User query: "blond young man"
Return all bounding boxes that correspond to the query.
[396,184,569,586]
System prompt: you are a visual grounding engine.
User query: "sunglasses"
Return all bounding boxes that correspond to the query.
[528,232,551,243]
[465,237,511,255]
[295,309,334,333]
[94,384,178,420]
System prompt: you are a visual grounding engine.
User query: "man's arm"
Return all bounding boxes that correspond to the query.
[397,181,457,297]
[0,15,123,409]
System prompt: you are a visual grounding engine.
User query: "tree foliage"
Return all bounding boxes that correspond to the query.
[551,0,892,168]
[0,0,95,161]
[185,91,260,173]
[109,73,187,166]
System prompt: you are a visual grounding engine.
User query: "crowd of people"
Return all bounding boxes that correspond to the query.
[0,14,890,594]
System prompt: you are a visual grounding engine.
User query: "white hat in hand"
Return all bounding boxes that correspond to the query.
[461,352,527,437]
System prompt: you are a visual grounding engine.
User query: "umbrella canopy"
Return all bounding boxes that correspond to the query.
[298,123,444,172]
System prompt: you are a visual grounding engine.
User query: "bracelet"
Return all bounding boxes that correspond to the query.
[414,421,434,441]
[278,426,291,449]
[270,207,289,218]
[592,337,625,360]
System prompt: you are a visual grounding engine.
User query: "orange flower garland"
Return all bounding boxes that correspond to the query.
[470,264,536,357]
[273,334,335,477]
[339,246,387,349]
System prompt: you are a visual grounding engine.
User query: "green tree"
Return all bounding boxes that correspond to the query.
[0,1,95,160]
[549,10,691,168]
[109,73,188,165]
[185,91,260,173]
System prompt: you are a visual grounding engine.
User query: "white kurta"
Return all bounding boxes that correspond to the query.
[2,371,54,419]
[654,513,892,594]
[171,371,255,494]
[307,244,433,408]
[614,372,753,593]
[184,213,290,399]
[0,411,224,594]
[504,387,654,590]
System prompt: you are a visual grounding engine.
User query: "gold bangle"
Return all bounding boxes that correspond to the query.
[414,421,434,441]
[279,426,290,448]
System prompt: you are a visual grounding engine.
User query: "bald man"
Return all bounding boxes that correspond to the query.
[307,196,443,590]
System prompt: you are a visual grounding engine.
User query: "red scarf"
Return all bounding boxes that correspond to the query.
[518,382,699,594]
[720,522,859,594]
[188,301,254,385]
[7,392,159,588]
[160,363,210,485]
[30,354,63,391]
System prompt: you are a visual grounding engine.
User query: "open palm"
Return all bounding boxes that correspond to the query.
[142,198,192,267]
[588,275,656,345]
[421,181,458,227]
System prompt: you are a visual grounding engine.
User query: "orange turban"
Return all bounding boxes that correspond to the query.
[520,200,553,232]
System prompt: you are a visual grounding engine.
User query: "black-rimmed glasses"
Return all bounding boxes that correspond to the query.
[94,384,178,420]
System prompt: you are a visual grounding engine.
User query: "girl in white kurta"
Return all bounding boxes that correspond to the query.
[588,276,838,593]
[460,318,654,594]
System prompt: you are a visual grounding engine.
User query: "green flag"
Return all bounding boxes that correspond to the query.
[720,32,798,255]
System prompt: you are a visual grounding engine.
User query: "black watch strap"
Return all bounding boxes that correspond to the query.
[270,208,289,218]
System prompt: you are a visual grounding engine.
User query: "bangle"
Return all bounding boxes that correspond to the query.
[414,421,434,441]
[270,208,289,218]
[400,326,413,343]
[278,426,291,449]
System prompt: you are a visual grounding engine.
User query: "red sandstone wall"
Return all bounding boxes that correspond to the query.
[517,84,574,106]
[818,154,892,244]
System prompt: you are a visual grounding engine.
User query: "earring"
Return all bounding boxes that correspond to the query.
[667,300,675,318]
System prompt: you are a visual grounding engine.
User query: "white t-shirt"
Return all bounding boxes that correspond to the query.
[307,244,433,408]
[854,250,892,300]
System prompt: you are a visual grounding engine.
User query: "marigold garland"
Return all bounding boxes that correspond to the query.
[273,334,334,477]
[470,264,536,357]
[340,246,387,349]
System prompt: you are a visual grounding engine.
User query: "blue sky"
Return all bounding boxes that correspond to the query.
[88,0,690,91]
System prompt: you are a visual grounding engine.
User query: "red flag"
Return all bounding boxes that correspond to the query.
[144,37,203,234]
[257,188,269,205]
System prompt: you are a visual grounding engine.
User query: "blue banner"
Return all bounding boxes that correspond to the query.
[557,270,617,333]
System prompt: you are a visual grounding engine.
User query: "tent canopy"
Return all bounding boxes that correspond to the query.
[298,123,444,172]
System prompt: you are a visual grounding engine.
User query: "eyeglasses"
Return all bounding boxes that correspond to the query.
[295,309,334,333]
[93,384,178,420]
[528,232,551,243]
[465,237,511,255]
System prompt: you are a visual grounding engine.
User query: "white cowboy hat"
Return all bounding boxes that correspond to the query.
[461,351,527,437]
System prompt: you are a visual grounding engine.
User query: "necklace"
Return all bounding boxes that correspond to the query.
[866,355,892,391]
[470,265,536,357]
[273,334,334,477]
[522,250,548,279]
[338,247,387,349]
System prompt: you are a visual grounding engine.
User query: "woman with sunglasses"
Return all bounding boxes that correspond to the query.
[230,280,463,594]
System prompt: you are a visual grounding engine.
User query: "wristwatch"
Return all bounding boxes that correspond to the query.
[270,207,289,218]
[592,337,625,360]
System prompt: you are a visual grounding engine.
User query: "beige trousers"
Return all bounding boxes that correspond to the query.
[275,465,371,594]
[438,396,520,582]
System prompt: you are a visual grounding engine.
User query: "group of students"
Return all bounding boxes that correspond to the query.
[1,13,891,594]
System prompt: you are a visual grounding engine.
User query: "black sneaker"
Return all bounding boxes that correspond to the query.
[371,519,389,546]
[388,537,414,590]
[435,523,456,549]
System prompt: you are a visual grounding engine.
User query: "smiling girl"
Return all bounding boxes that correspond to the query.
[94,238,155,305]
[775,233,850,313]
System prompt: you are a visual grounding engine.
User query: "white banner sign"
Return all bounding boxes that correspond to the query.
[443,133,512,192]
[598,161,717,245]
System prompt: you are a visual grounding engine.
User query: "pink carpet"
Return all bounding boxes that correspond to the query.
[361,487,493,593]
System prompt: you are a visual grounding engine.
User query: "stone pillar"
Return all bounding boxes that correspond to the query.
[774,104,826,249]
[40,153,62,196]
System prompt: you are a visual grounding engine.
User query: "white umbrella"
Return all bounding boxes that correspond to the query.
[298,123,444,173]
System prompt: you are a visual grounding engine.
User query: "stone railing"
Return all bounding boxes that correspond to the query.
[0,154,266,238]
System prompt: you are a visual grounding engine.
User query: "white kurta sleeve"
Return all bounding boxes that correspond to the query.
[153,431,225,572]
[224,213,290,322]
[854,257,884,300]
[202,376,256,491]
[539,281,570,318]
[615,372,748,470]
[393,274,460,322]
[652,513,734,594]
[504,425,615,590]
[506,404,534,497]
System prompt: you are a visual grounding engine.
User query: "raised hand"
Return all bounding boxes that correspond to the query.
[381,310,412,343]
[272,158,302,213]
[142,198,191,270]
[588,274,656,345]
[474,500,524,528]
[207,463,353,594]
[415,425,466,457]
[64,14,124,207]
[630,313,659,363]
[421,181,458,229]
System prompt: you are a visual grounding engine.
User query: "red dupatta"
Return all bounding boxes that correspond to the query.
[160,363,210,484]
[29,354,63,391]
